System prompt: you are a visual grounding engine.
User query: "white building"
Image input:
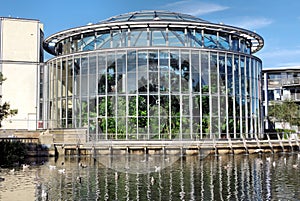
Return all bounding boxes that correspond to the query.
[263,66,300,131]
[0,17,43,131]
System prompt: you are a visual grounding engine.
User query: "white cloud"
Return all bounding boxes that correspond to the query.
[258,48,300,67]
[230,17,273,30]
[161,0,229,16]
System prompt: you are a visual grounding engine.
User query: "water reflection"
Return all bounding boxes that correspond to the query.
[0,153,299,200]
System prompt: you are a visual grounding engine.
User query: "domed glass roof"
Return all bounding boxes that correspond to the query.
[100,10,208,23]
[44,10,264,55]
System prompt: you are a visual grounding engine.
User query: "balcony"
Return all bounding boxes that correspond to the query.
[268,79,282,88]
[282,78,300,87]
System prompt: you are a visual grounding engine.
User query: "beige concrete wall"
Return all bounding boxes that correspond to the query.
[0,18,43,130]
[1,18,40,62]
[1,63,37,129]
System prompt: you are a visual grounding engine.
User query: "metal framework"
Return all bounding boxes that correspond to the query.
[42,11,264,141]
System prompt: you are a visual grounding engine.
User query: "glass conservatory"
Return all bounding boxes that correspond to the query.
[42,10,264,141]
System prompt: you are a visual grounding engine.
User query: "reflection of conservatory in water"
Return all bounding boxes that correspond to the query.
[42,10,264,140]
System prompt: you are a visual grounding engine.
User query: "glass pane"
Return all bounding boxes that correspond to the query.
[210,53,218,94]
[170,51,180,92]
[189,30,202,47]
[219,54,226,95]
[89,55,97,95]
[62,60,67,97]
[89,97,96,117]
[95,32,110,49]
[112,30,121,48]
[98,96,106,116]
[149,117,159,136]
[204,31,217,48]
[151,29,166,46]
[231,37,239,51]
[149,72,158,93]
[81,97,88,127]
[160,95,169,116]
[234,55,240,96]
[219,33,230,50]
[149,50,158,71]
[107,96,116,117]
[182,95,190,116]
[57,60,61,98]
[128,96,137,116]
[181,51,189,92]
[131,30,148,46]
[160,72,169,92]
[169,29,185,46]
[227,54,233,95]
[116,52,126,93]
[81,33,95,51]
[116,117,126,139]
[201,52,209,93]
[117,96,126,117]
[107,53,116,94]
[67,59,73,97]
[81,56,88,96]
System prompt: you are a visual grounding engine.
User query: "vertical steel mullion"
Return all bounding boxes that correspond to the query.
[166,27,169,46]
[208,52,212,138]
[46,63,49,129]
[125,51,128,140]
[136,51,139,139]
[87,55,90,141]
[184,28,187,47]
[110,30,113,48]
[244,56,249,137]
[168,50,171,139]
[114,51,117,139]
[225,54,229,138]
[71,56,75,129]
[257,62,261,135]
[216,32,219,49]
[179,49,182,140]
[46,63,50,128]
[105,53,108,140]
[157,50,161,140]
[201,30,204,48]
[250,58,253,136]
[128,28,131,47]
[59,59,62,128]
[95,53,99,141]
[217,52,221,138]
[189,50,193,139]
[65,58,68,128]
[147,50,151,140]
[239,55,243,137]
[232,55,236,138]
[147,27,150,46]
[199,51,202,139]
[263,69,268,132]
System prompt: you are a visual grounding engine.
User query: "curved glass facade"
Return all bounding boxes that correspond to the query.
[43,11,263,140]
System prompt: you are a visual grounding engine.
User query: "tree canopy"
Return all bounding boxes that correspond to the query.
[268,99,300,129]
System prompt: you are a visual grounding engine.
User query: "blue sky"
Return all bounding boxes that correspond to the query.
[1,0,300,68]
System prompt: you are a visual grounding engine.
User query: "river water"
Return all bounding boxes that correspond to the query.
[0,153,299,200]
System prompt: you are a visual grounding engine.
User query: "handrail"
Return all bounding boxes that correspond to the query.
[0,137,39,143]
